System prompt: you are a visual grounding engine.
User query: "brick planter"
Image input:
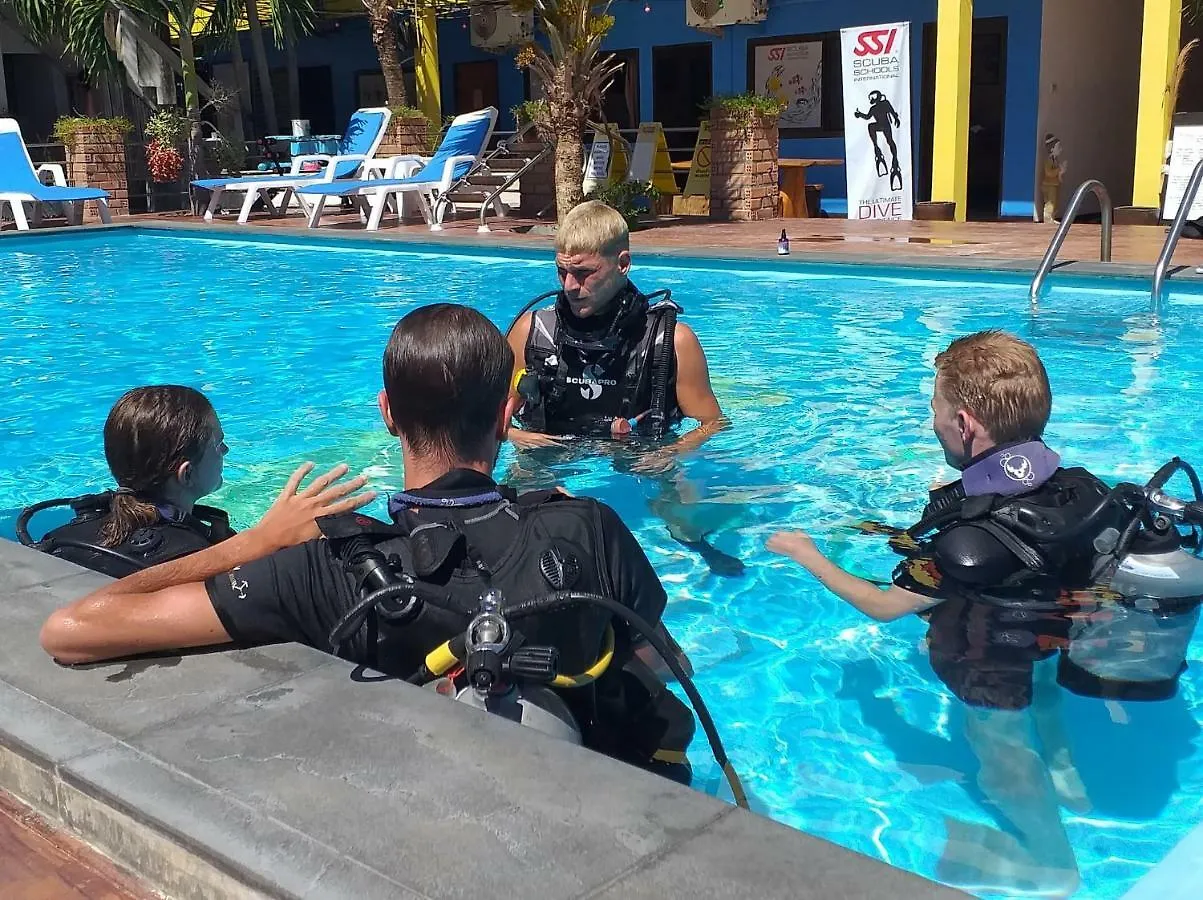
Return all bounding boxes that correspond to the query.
[377,115,432,158]
[709,110,779,222]
[512,139,555,219]
[63,127,129,221]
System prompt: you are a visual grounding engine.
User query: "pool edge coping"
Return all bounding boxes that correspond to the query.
[0,538,970,900]
[5,219,1202,289]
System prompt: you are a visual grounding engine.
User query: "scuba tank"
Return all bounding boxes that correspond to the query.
[325,535,750,808]
[879,455,1203,702]
[1058,459,1203,700]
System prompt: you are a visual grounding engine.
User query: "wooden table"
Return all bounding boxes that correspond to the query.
[779,158,843,218]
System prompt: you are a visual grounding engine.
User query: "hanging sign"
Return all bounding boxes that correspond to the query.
[840,21,914,220]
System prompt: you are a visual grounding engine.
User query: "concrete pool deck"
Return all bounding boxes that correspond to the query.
[0,539,969,899]
[120,209,1203,275]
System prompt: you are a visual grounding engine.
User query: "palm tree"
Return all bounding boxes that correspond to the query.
[513,0,622,219]
[364,0,409,107]
[243,0,279,132]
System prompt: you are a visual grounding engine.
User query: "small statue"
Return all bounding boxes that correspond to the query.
[1041,133,1067,223]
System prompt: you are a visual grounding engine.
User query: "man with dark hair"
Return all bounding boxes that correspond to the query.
[42,303,694,775]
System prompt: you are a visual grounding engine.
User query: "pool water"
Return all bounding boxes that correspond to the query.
[3,227,1202,899]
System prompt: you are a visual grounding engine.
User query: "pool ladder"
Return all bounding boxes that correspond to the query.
[1151,158,1203,317]
[1029,180,1113,305]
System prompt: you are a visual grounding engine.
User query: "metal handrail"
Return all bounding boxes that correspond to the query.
[1152,158,1203,316]
[431,120,539,223]
[478,140,553,233]
[1028,179,1114,303]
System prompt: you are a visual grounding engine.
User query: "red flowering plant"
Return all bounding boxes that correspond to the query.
[144,109,188,184]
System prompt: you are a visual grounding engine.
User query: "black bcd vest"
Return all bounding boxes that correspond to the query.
[318,488,695,766]
[30,491,235,579]
[518,286,683,437]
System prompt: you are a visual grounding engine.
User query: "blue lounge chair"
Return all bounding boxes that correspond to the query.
[0,119,111,231]
[192,107,392,224]
[297,107,497,232]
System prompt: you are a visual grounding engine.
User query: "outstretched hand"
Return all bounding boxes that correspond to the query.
[766,530,821,565]
[252,462,376,552]
[510,429,567,450]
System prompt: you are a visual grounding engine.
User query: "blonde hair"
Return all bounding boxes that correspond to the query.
[555,200,629,257]
[934,330,1051,443]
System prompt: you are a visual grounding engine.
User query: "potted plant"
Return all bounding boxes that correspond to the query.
[379,105,436,158]
[586,179,661,230]
[52,116,133,220]
[705,94,785,222]
[142,108,190,212]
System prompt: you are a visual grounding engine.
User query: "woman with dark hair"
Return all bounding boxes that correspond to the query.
[18,385,235,578]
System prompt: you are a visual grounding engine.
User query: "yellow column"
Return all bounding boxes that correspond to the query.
[1132,0,1183,209]
[930,0,973,221]
[415,1,442,125]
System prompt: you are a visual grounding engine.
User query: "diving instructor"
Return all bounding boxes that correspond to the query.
[505,201,743,575]
[506,200,725,463]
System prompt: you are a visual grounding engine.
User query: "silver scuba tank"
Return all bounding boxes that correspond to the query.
[1063,534,1203,694]
[452,683,583,744]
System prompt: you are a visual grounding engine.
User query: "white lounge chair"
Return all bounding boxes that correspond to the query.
[0,119,111,231]
[297,107,497,232]
[192,107,392,224]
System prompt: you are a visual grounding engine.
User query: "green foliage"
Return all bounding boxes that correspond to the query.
[705,92,787,122]
[388,105,429,120]
[52,115,133,144]
[585,179,660,230]
[144,108,190,147]
[511,100,549,127]
[210,133,247,174]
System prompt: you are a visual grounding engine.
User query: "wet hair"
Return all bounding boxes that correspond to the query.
[100,386,217,547]
[382,304,513,463]
[934,330,1052,444]
[555,200,630,258]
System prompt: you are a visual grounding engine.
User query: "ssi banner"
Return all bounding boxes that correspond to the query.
[840,22,913,220]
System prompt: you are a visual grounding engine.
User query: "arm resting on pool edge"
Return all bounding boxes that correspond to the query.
[40,463,375,665]
[766,531,941,622]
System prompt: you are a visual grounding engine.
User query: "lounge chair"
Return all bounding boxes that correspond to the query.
[297,107,497,232]
[192,107,392,224]
[0,119,111,231]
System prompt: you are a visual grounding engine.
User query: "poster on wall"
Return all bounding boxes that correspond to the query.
[1161,113,1203,221]
[752,40,824,130]
[839,21,913,221]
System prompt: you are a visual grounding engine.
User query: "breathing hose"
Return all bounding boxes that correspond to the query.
[418,588,749,810]
[505,290,559,338]
[15,496,75,546]
[327,576,749,810]
[646,305,677,440]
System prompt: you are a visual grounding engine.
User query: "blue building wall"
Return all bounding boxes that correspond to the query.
[213,0,1042,217]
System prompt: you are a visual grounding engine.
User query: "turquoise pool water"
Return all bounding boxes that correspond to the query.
[3,227,1202,898]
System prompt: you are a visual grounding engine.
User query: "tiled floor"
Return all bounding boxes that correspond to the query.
[0,791,153,900]
[129,208,1203,268]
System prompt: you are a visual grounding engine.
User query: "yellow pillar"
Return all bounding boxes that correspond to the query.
[930,0,973,221]
[1132,0,1183,210]
[415,1,442,125]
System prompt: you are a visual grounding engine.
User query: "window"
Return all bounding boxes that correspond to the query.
[746,32,843,137]
[356,70,418,111]
[600,49,639,131]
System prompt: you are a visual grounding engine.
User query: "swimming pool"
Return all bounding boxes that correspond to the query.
[2,225,1201,899]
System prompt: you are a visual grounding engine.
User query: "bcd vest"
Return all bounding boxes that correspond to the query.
[517,287,683,437]
[893,467,1200,703]
[31,491,235,579]
[318,489,695,767]
[898,467,1122,603]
